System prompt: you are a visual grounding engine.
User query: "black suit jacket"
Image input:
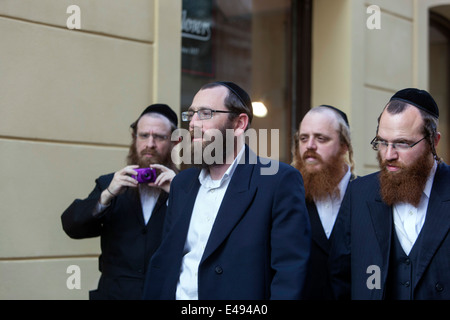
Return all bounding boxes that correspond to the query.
[331,162,450,300]
[303,174,356,300]
[303,201,334,299]
[143,146,311,300]
[61,173,168,299]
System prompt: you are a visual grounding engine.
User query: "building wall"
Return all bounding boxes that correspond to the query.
[2,0,449,300]
[312,0,450,176]
[0,0,181,299]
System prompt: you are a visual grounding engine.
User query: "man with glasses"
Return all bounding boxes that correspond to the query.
[331,88,450,300]
[62,104,179,299]
[143,81,311,300]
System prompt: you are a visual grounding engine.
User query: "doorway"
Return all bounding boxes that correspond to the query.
[429,7,450,162]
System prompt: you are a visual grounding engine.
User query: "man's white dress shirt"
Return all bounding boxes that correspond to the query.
[315,166,351,239]
[393,161,437,255]
[176,146,245,300]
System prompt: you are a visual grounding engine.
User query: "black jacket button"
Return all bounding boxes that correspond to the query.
[435,282,444,292]
[215,266,223,274]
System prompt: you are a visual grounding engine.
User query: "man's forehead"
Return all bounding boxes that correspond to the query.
[379,107,424,136]
[137,113,172,131]
[192,87,227,105]
[300,111,339,133]
[188,105,212,111]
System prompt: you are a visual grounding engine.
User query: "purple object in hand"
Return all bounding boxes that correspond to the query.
[132,168,157,183]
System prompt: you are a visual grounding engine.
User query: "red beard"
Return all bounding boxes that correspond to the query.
[296,149,347,202]
[377,149,433,207]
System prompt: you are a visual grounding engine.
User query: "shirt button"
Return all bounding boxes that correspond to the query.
[409,210,414,216]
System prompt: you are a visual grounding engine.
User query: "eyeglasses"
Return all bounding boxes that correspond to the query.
[136,133,169,142]
[181,108,235,121]
[370,136,427,151]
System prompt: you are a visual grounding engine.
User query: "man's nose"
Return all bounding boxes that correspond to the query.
[384,144,399,161]
[146,135,157,147]
[189,113,201,130]
[306,137,316,150]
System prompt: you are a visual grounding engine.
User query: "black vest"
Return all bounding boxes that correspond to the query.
[385,227,423,300]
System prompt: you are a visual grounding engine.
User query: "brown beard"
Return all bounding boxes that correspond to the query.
[297,149,347,202]
[190,121,235,169]
[378,148,434,207]
[126,140,173,169]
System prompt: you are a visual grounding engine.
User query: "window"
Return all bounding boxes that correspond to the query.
[181,0,312,165]
[429,8,450,161]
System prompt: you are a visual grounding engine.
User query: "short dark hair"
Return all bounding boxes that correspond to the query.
[377,100,441,162]
[200,82,253,130]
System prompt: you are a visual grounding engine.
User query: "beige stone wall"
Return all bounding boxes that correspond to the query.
[312,0,450,176]
[0,0,181,299]
[357,0,415,174]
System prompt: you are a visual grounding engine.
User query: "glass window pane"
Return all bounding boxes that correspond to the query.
[181,0,293,163]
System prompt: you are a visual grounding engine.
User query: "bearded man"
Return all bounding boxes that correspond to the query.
[142,81,311,300]
[292,105,356,299]
[331,88,450,300]
[62,104,178,299]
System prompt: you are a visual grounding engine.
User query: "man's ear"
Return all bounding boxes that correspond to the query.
[434,131,441,148]
[233,113,249,137]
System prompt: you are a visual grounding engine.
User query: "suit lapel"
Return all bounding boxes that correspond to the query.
[124,187,145,225]
[173,171,202,234]
[366,190,393,300]
[153,191,169,214]
[367,191,393,269]
[307,201,330,253]
[415,163,450,283]
[127,187,170,227]
[145,191,168,229]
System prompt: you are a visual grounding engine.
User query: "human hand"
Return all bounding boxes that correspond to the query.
[100,165,139,205]
[148,164,176,193]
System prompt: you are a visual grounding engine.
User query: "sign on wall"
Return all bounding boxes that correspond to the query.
[182,0,214,77]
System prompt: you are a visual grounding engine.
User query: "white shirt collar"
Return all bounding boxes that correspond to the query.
[392,160,438,255]
[337,165,352,202]
[313,165,351,205]
[198,145,245,189]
